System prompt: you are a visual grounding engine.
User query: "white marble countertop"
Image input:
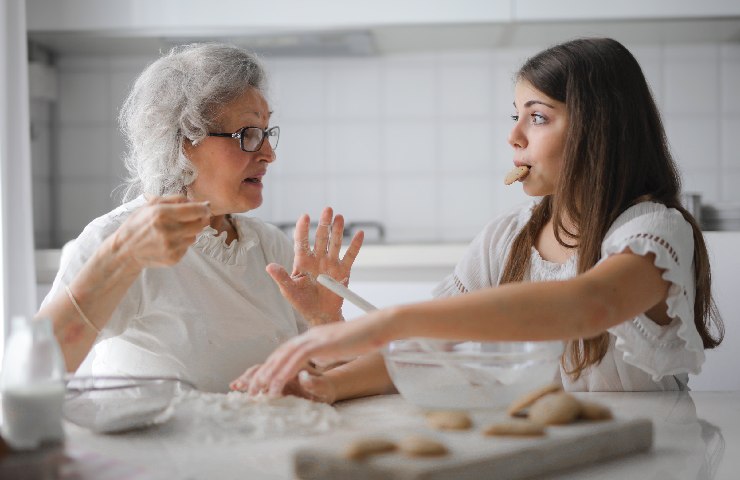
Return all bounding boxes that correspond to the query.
[5,391,738,479]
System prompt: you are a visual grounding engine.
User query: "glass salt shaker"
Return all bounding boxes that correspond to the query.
[1,316,66,450]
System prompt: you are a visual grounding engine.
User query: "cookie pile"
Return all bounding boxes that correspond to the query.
[343,384,613,461]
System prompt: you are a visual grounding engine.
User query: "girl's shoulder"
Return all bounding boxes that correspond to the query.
[478,199,539,242]
[606,201,692,239]
[602,200,695,265]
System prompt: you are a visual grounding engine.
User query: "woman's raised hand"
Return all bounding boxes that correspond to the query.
[112,195,211,270]
[267,207,364,325]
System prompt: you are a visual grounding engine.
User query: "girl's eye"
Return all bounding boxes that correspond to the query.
[531,113,546,125]
[510,114,519,122]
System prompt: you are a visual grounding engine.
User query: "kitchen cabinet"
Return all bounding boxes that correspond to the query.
[26,0,740,34]
[514,0,740,21]
[26,0,740,55]
[25,0,511,33]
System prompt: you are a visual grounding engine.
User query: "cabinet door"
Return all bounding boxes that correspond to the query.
[514,0,740,21]
[689,233,740,391]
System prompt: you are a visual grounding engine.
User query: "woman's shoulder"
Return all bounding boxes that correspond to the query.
[75,196,147,249]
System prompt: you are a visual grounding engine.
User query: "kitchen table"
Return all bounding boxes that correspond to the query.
[3,391,739,479]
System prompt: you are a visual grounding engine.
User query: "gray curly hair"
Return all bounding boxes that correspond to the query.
[118,43,269,201]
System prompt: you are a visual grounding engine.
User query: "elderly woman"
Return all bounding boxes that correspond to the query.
[37,43,362,392]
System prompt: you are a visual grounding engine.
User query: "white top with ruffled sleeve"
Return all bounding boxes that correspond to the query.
[432,200,705,391]
[41,196,307,393]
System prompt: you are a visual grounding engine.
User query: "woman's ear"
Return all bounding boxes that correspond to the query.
[182,137,195,156]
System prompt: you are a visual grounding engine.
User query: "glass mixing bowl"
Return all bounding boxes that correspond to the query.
[383,339,563,410]
[63,375,195,433]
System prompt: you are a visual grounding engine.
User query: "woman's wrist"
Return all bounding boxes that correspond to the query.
[103,230,145,277]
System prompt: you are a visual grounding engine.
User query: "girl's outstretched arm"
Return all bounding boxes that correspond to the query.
[239,250,670,397]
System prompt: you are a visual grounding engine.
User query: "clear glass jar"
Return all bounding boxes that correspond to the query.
[1,316,65,449]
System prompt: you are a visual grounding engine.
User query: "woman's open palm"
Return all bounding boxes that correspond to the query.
[267,207,363,325]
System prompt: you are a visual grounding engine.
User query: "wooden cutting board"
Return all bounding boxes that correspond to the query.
[293,417,652,480]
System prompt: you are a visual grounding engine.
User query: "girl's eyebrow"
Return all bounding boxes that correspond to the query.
[512,100,556,109]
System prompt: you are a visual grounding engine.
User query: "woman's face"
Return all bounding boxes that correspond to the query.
[508,80,568,197]
[184,87,275,215]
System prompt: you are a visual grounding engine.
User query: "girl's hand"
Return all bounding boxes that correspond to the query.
[231,310,395,398]
[230,365,337,404]
[267,207,364,326]
[111,195,211,270]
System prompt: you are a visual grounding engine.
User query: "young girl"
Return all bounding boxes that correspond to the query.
[232,37,724,400]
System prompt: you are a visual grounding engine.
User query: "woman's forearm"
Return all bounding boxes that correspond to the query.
[37,233,143,371]
[325,352,396,402]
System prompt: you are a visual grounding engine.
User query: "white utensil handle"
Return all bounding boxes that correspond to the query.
[317,274,378,313]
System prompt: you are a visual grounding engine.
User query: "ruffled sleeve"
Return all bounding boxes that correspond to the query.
[601,201,705,381]
[432,201,535,298]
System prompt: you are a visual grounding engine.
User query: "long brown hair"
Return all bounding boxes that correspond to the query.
[500,38,723,379]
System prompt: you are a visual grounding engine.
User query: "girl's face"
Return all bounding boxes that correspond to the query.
[184,87,276,215]
[508,80,568,197]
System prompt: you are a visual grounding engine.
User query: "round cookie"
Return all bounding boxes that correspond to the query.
[344,438,397,461]
[528,392,582,425]
[579,400,613,421]
[507,383,563,417]
[504,165,530,185]
[425,411,473,430]
[483,420,546,437]
[398,435,448,457]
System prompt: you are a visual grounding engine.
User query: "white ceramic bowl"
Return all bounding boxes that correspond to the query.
[383,339,563,410]
[63,376,194,433]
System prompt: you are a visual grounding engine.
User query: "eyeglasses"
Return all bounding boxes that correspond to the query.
[208,126,280,152]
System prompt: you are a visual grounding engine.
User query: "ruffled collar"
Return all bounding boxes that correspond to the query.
[193,216,260,266]
[529,246,578,280]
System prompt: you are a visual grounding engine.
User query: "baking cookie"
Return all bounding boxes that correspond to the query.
[579,400,613,421]
[528,392,582,426]
[507,383,563,417]
[504,165,530,185]
[344,438,397,461]
[483,420,546,437]
[425,411,473,430]
[398,435,448,457]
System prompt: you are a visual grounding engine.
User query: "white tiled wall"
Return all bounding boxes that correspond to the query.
[30,41,740,247]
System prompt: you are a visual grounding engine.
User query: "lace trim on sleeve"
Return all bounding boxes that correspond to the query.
[432,273,469,298]
[604,232,705,381]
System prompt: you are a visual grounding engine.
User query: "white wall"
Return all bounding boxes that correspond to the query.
[30,41,740,246]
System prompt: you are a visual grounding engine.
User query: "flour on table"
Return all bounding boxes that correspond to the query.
[170,391,341,442]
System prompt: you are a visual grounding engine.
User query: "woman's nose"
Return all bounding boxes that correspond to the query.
[257,139,276,163]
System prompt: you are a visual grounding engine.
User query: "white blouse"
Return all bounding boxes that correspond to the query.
[433,200,706,391]
[41,196,307,393]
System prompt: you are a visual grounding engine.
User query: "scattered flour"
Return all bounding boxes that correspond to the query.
[169,391,341,442]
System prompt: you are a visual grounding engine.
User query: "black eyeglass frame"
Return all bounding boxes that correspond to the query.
[207,126,280,152]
